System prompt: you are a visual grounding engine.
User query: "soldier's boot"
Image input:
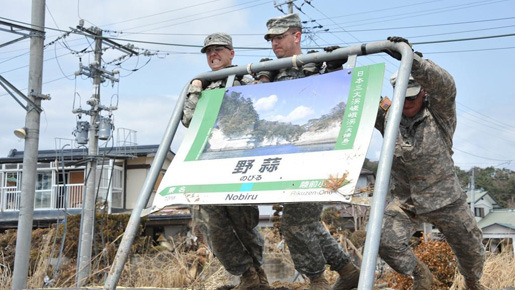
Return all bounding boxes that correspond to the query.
[308,273,331,290]
[413,260,433,290]
[464,279,489,290]
[232,266,260,290]
[255,265,270,286]
[332,263,360,290]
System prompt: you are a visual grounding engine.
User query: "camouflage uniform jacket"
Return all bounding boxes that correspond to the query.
[182,75,253,127]
[272,62,351,278]
[375,59,464,214]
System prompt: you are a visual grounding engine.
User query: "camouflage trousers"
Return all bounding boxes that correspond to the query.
[379,198,485,281]
[281,203,351,279]
[195,205,264,276]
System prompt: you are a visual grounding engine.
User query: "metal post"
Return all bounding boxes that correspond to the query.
[358,43,415,290]
[76,28,102,286]
[470,167,475,213]
[103,85,188,290]
[11,0,45,289]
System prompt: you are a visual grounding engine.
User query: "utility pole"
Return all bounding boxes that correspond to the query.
[470,167,476,214]
[72,22,132,286]
[75,26,102,287]
[274,0,296,14]
[11,0,45,289]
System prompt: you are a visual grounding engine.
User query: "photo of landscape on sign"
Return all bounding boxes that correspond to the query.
[199,70,352,160]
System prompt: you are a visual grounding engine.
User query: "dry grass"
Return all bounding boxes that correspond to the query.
[378,236,515,290]
[450,251,515,290]
[0,252,12,288]
[1,220,514,289]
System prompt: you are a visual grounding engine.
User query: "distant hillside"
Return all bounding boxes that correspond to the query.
[362,160,515,208]
[456,166,515,208]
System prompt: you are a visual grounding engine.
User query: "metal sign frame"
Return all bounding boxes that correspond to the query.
[104,40,415,290]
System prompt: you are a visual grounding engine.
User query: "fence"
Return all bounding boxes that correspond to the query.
[1,184,84,211]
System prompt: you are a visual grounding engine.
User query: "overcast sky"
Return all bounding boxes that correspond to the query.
[1,0,514,171]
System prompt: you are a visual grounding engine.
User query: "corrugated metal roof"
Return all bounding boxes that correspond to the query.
[465,189,489,203]
[477,209,515,230]
[0,144,173,164]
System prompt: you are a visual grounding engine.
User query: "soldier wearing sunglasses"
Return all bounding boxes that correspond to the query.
[375,37,486,290]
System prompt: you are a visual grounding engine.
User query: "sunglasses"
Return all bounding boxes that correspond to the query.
[267,32,296,42]
[405,94,420,101]
[205,46,228,54]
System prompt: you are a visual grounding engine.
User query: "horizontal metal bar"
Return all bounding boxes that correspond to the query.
[192,40,397,81]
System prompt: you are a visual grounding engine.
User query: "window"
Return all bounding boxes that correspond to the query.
[474,207,485,218]
[3,172,21,210]
[35,171,52,209]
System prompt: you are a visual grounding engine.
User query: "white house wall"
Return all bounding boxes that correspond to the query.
[125,154,173,210]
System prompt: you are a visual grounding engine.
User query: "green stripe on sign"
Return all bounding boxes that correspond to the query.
[158,179,327,196]
[335,63,384,150]
[184,88,226,161]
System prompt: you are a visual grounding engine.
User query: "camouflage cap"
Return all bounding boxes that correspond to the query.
[390,72,422,98]
[264,13,302,41]
[201,33,233,53]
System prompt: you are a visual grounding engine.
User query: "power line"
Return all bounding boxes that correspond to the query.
[453,147,513,162]
[321,0,510,29]
[120,0,270,34]
[325,16,515,33]
[425,46,515,54]
[105,16,515,36]
[458,101,515,132]
[412,33,515,45]
[100,0,226,28]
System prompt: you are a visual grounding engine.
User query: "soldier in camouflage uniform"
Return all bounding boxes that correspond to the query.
[375,37,486,290]
[182,33,268,289]
[259,14,360,290]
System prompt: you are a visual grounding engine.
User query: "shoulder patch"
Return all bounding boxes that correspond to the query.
[380,97,392,111]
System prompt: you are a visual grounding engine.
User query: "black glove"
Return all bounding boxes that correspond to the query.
[302,50,324,75]
[387,36,411,46]
[323,45,340,53]
[323,45,347,72]
[255,57,277,81]
[384,36,413,60]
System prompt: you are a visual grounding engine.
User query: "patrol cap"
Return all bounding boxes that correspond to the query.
[390,72,422,98]
[264,13,302,41]
[201,33,233,53]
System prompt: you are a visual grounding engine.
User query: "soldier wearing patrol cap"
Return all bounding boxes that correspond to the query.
[264,13,302,41]
[183,33,268,290]
[200,32,233,53]
[262,14,361,290]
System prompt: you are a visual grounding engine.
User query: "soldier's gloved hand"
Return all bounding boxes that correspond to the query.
[302,50,323,76]
[323,45,341,53]
[384,36,413,61]
[323,45,347,72]
[255,57,277,83]
[387,36,411,46]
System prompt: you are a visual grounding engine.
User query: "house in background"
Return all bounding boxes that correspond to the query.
[0,144,184,234]
[466,188,515,255]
